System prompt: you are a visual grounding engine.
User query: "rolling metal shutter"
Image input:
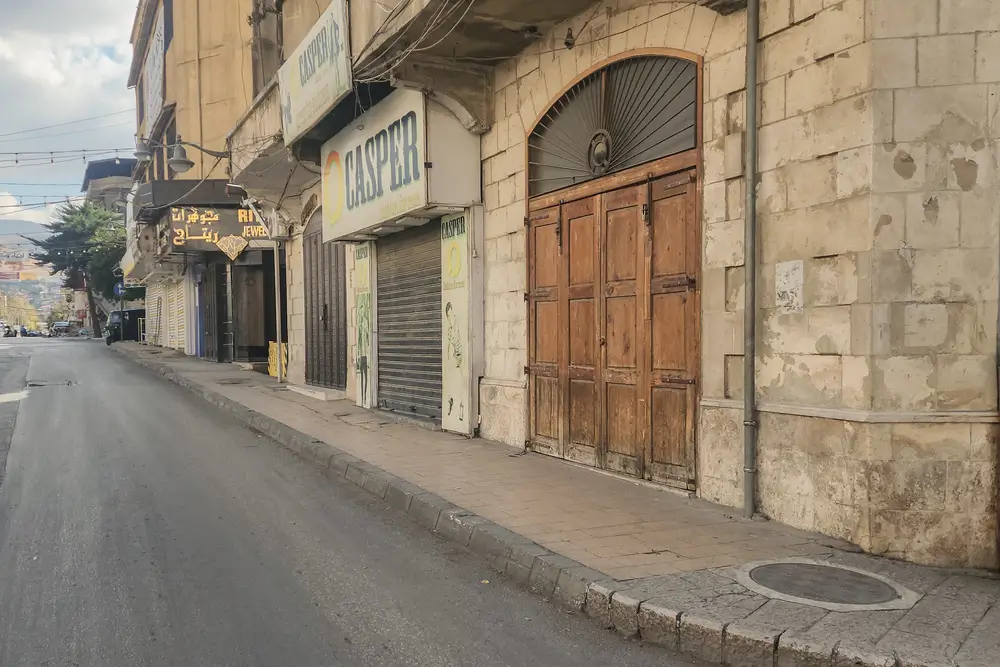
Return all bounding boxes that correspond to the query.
[376,221,442,420]
[303,214,348,389]
[166,283,179,349]
[146,283,163,345]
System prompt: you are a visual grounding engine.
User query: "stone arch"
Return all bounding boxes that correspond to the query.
[526,49,701,197]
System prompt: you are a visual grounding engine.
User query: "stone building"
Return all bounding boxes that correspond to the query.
[228,0,1000,568]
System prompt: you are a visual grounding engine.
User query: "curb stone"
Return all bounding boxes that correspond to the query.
[112,346,928,667]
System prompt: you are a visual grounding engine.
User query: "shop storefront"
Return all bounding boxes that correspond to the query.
[322,88,483,432]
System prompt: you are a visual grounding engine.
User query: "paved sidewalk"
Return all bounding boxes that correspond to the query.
[113,343,1000,667]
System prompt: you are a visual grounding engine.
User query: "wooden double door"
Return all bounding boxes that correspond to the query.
[528,167,699,490]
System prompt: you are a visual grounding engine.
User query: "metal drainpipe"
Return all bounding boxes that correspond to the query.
[743,0,761,519]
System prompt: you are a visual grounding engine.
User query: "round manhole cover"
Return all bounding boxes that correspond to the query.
[749,562,900,605]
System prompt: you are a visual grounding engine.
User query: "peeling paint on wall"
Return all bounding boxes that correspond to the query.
[775,260,804,313]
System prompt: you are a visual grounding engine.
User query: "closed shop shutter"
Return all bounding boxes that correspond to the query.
[303,212,348,389]
[176,280,187,352]
[166,283,179,349]
[146,283,163,345]
[376,221,442,420]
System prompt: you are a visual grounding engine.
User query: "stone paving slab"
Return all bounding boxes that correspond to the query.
[112,343,1000,667]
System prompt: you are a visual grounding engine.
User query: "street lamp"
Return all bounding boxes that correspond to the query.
[133,135,229,174]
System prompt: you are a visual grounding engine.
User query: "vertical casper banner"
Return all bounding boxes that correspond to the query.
[278,0,351,146]
[354,243,374,409]
[441,212,471,434]
[322,89,427,243]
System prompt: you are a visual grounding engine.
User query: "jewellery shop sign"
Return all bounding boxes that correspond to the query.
[167,207,270,261]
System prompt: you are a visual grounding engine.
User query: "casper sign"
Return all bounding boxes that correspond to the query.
[277,0,351,146]
[321,89,427,243]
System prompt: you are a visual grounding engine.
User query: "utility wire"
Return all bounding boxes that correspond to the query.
[0,109,135,139]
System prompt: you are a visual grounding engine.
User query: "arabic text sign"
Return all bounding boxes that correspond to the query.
[0,248,28,262]
[168,207,269,252]
[277,0,351,146]
[321,89,427,242]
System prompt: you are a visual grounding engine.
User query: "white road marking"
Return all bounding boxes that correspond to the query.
[0,390,29,404]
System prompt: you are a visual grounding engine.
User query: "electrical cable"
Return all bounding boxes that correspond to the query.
[0,109,135,139]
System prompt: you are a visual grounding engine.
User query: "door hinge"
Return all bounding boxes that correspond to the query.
[423,161,433,169]
[523,292,529,302]
[641,203,650,226]
[524,365,530,376]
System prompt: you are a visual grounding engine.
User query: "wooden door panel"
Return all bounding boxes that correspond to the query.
[606,384,637,455]
[605,296,637,368]
[568,209,595,285]
[605,210,639,281]
[650,179,692,278]
[651,290,688,373]
[529,206,562,453]
[563,197,599,463]
[569,380,597,447]
[569,299,595,366]
[534,225,560,288]
[534,301,559,365]
[535,376,560,440]
[650,385,694,469]
[645,171,699,487]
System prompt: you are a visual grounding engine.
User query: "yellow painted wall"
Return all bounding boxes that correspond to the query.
[134,0,254,180]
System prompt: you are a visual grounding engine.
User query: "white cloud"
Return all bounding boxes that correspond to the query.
[0,0,138,209]
[0,192,58,225]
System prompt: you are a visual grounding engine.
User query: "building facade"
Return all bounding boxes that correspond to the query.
[225,0,1000,569]
[126,0,280,362]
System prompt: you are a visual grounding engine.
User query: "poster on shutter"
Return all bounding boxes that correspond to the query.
[440,212,471,434]
[353,243,374,409]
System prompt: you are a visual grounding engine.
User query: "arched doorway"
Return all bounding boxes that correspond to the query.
[526,52,701,490]
[302,208,349,390]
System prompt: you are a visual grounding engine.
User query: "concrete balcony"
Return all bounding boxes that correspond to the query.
[226,80,316,222]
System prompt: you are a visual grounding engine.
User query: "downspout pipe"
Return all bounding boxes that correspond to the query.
[742,0,760,519]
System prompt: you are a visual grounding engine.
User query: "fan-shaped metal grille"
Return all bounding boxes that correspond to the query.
[528,56,698,198]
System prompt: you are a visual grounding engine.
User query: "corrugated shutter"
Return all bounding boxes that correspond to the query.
[146,283,163,345]
[176,279,187,352]
[376,222,442,420]
[303,212,348,389]
[166,283,179,349]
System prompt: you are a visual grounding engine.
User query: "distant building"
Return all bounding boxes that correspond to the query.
[81,158,138,210]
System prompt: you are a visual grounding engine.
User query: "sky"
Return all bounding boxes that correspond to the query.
[0,0,138,232]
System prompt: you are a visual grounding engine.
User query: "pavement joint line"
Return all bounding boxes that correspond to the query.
[110,344,973,667]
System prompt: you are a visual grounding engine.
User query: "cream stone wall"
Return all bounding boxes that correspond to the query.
[480,0,1000,568]
[285,232,307,387]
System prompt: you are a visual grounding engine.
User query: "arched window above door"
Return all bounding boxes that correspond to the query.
[528,55,698,198]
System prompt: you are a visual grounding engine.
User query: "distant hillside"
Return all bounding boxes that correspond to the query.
[0,220,49,237]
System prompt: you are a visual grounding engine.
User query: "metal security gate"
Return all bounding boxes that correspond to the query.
[303,211,348,389]
[199,264,222,361]
[376,222,442,420]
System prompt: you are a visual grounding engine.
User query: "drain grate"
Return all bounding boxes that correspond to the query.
[216,378,252,385]
[734,558,920,612]
[749,562,898,605]
[26,380,76,387]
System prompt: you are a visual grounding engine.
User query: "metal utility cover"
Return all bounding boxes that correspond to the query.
[734,558,921,612]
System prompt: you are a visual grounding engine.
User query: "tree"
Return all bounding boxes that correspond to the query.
[30,202,143,338]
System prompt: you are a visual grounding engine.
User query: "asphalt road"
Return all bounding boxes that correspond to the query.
[0,338,701,667]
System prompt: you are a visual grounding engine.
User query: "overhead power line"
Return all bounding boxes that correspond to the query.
[0,121,136,145]
[0,109,135,139]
